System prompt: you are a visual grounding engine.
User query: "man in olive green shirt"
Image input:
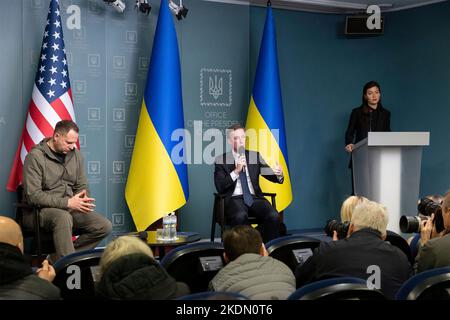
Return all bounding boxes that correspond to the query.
[23,120,112,261]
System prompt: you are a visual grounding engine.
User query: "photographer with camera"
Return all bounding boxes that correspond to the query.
[399,195,443,261]
[296,201,412,299]
[325,195,369,240]
[416,190,450,273]
[400,195,445,236]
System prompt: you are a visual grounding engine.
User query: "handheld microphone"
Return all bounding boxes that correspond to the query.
[238,146,246,173]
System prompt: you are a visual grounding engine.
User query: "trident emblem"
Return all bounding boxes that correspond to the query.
[209,75,223,100]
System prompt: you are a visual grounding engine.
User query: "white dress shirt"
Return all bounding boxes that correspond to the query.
[230,150,256,196]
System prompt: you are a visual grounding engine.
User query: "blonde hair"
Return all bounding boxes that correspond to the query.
[100,236,154,273]
[351,201,389,236]
[340,196,369,222]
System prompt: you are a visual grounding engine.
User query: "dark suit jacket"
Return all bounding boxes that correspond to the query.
[345,104,391,146]
[295,228,413,299]
[214,150,282,203]
[416,233,450,273]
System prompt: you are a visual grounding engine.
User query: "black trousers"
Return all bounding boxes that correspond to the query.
[225,195,279,243]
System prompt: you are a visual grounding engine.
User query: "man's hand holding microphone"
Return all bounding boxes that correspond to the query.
[234,147,247,175]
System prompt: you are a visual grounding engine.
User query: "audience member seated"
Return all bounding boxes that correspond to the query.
[96,236,190,300]
[0,216,60,300]
[407,194,445,262]
[295,201,413,299]
[332,195,369,240]
[416,189,450,273]
[337,196,412,265]
[209,225,295,300]
[407,194,443,246]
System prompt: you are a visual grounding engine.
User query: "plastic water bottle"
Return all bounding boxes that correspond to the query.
[169,213,177,240]
[162,214,170,239]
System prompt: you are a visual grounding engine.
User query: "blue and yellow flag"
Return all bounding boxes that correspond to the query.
[126,0,188,231]
[246,4,292,211]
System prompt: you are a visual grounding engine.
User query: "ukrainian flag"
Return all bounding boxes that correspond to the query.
[126,0,188,231]
[246,4,292,211]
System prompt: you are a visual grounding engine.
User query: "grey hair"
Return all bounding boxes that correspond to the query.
[351,201,389,236]
[99,236,154,273]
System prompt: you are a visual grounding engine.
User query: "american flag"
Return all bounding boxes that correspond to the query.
[7,0,76,191]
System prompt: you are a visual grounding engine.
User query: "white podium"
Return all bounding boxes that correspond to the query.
[352,132,430,233]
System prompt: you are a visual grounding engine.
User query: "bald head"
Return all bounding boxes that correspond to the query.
[0,216,24,253]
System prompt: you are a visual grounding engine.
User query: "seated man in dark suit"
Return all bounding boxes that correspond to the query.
[295,201,413,299]
[214,124,284,242]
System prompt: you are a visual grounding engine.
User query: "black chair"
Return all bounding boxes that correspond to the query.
[265,234,321,272]
[396,266,450,300]
[288,277,387,300]
[14,185,54,262]
[385,230,414,265]
[176,291,249,300]
[210,192,277,241]
[160,242,225,293]
[53,248,104,300]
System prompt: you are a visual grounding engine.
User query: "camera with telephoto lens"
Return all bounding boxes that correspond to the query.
[324,219,350,240]
[399,198,444,233]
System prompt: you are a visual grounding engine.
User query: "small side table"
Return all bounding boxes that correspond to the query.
[119,231,201,259]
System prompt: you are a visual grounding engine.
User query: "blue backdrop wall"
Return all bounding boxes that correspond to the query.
[0,0,448,240]
[249,2,450,229]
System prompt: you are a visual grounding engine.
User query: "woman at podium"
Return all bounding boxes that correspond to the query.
[344,81,391,194]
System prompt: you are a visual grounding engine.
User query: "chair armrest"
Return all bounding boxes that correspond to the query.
[262,192,276,197]
[262,193,277,209]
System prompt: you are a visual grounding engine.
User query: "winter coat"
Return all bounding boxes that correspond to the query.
[96,253,190,300]
[0,242,60,300]
[209,253,296,300]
